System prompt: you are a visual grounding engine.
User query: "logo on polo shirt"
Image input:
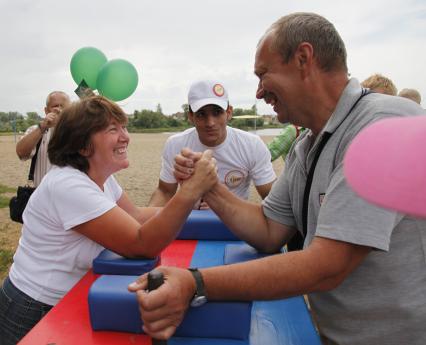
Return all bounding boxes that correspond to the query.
[225,170,244,188]
[319,193,326,206]
[213,84,225,97]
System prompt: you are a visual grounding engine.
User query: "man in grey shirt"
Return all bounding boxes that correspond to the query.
[130,12,426,345]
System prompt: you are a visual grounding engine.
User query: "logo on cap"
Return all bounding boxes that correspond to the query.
[213,84,225,97]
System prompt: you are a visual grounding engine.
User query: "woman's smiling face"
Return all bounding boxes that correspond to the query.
[87,118,130,178]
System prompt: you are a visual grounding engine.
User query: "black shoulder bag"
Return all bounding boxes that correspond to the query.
[9,139,42,223]
[287,89,372,251]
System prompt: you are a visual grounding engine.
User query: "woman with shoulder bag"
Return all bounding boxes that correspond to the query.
[0,96,218,344]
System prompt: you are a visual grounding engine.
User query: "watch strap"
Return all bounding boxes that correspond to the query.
[188,268,206,299]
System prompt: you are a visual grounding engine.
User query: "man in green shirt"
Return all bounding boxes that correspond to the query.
[267,124,304,162]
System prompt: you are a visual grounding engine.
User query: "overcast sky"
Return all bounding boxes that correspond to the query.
[1,0,425,116]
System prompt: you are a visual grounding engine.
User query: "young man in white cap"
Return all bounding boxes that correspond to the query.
[148,79,276,208]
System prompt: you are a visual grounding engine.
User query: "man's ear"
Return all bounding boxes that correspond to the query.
[188,112,195,125]
[294,42,314,80]
[295,42,314,69]
[226,105,233,121]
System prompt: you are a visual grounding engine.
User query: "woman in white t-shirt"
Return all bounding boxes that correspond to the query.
[0,96,218,344]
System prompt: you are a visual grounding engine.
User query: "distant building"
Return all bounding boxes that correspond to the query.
[262,114,279,125]
[171,112,185,120]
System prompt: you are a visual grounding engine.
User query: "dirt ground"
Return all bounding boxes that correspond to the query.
[0,133,283,280]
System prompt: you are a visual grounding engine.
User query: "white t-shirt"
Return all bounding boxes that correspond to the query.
[160,126,276,200]
[9,166,122,305]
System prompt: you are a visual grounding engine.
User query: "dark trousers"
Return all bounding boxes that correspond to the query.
[0,276,52,345]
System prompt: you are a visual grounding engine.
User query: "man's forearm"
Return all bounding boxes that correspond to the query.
[255,181,274,199]
[148,188,173,207]
[204,183,282,252]
[16,126,43,159]
[201,237,371,301]
[202,251,313,301]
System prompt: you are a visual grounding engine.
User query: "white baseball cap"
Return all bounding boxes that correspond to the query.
[188,80,229,112]
[344,115,426,218]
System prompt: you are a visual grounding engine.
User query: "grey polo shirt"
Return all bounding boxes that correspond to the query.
[263,78,426,345]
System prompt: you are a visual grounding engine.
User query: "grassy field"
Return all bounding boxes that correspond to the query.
[0,132,283,280]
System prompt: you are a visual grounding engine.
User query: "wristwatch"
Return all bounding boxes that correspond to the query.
[188,268,207,307]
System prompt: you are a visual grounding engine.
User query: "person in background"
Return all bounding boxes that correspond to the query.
[267,123,304,162]
[398,88,422,104]
[16,91,71,187]
[148,79,276,209]
[0,96,217,344]
[130,13,426,345]
[360,73,397,95]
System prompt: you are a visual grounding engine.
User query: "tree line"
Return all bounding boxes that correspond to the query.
[0,104,270,133]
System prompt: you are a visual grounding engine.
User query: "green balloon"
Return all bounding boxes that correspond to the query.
[70,47,107,90]
[96,59,139,101]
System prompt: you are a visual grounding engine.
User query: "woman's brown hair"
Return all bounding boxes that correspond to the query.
[48,96,128,173]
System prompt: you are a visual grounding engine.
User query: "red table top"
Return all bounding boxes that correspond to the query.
[18,240,198,345]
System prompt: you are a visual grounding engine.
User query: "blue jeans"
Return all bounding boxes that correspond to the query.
[0,276,52,345]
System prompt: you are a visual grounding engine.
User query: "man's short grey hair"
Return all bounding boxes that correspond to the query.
[46,91,69,106]
[262,12,348,73]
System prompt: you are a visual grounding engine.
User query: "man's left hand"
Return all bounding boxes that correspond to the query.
[174,147,202,183]
[128,266,196,340]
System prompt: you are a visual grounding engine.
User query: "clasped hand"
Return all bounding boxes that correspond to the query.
[176,148,218,202]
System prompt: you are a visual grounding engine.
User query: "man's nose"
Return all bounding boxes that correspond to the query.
[256,81,265,100]
[205,114,216,126]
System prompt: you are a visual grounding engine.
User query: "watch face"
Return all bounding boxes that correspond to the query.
[190,295,207,307]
